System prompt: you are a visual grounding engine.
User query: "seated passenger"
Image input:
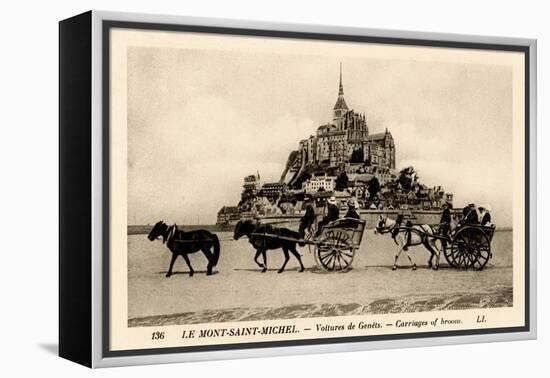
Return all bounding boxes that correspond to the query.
[478,204,492,226]
[316,196,339,236]
[345,199,360,220]
[462,203,479,225]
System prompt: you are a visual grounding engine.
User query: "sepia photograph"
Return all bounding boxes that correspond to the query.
[39,0,544,372]
[104,26,528,352]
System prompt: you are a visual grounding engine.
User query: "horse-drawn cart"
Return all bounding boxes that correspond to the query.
[375,215,496,271]
[311,218,367,271]
[249,217,367,272]
[442,224,496,270]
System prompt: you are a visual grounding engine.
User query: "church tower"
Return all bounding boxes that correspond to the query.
[333,63,348,124]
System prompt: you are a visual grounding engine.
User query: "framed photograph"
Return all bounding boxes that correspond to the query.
[59,10,537,368]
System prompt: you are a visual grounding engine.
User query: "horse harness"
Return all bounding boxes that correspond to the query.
[164,225,177,246]
[380,219,434,248]
[165,225,210,245]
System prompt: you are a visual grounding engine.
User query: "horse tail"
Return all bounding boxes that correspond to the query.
[211,234,220,266]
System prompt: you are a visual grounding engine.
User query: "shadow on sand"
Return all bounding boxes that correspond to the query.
[233,267,310,273]
[155,270,220,276]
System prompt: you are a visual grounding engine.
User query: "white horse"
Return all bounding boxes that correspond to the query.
[374,215,442,270]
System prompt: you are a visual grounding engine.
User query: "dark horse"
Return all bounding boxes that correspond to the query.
[148,221,220,277]
[233,220,305,273]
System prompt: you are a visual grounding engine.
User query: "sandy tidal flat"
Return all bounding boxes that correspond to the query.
[128,231,513,326]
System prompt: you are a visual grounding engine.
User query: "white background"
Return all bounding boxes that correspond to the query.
[0,0,546,376]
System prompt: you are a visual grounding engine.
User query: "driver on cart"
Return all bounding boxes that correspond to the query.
[299,195,316,238]
[439,201,452,246]
[316,196,339,236]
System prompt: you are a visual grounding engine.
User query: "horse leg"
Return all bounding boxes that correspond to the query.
[278,247,290,273]
[261,249,267,273]
[402,248,417,270]
[432,240,442,270]
[289,245,305,272]
[181,254,194,277]
[424,240,439,270]
[426,237,433,267]
[166,253,177,277]
[253,249,264,268]
[201,247,213,275]
[393,247,404,270]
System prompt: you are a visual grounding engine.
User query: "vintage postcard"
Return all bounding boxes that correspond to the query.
[106,26,528,353]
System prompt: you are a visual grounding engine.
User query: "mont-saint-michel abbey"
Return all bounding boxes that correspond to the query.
[281,65,396,187]
[217,66,452,225]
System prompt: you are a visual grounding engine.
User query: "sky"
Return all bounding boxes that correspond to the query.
[127,41,516,226]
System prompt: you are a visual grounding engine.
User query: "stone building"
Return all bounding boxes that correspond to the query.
[302,174,337,194]
[217,66,453,221]
[259,182,287,202]
[243,172,261,194]
[282,64,396,188]
[216,206,241,224]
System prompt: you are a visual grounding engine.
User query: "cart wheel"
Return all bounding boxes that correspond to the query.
[450,227,491,270]
[442,242,456,268]
[471,232,491,271]
[316,230,354,271]
[303,230,315,257]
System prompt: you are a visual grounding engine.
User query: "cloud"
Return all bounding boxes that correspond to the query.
[389,121,512,225]
[128,94,315,224]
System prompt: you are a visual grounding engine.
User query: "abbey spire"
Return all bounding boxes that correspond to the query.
[333,63,348,122]
[338,62,344,95]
